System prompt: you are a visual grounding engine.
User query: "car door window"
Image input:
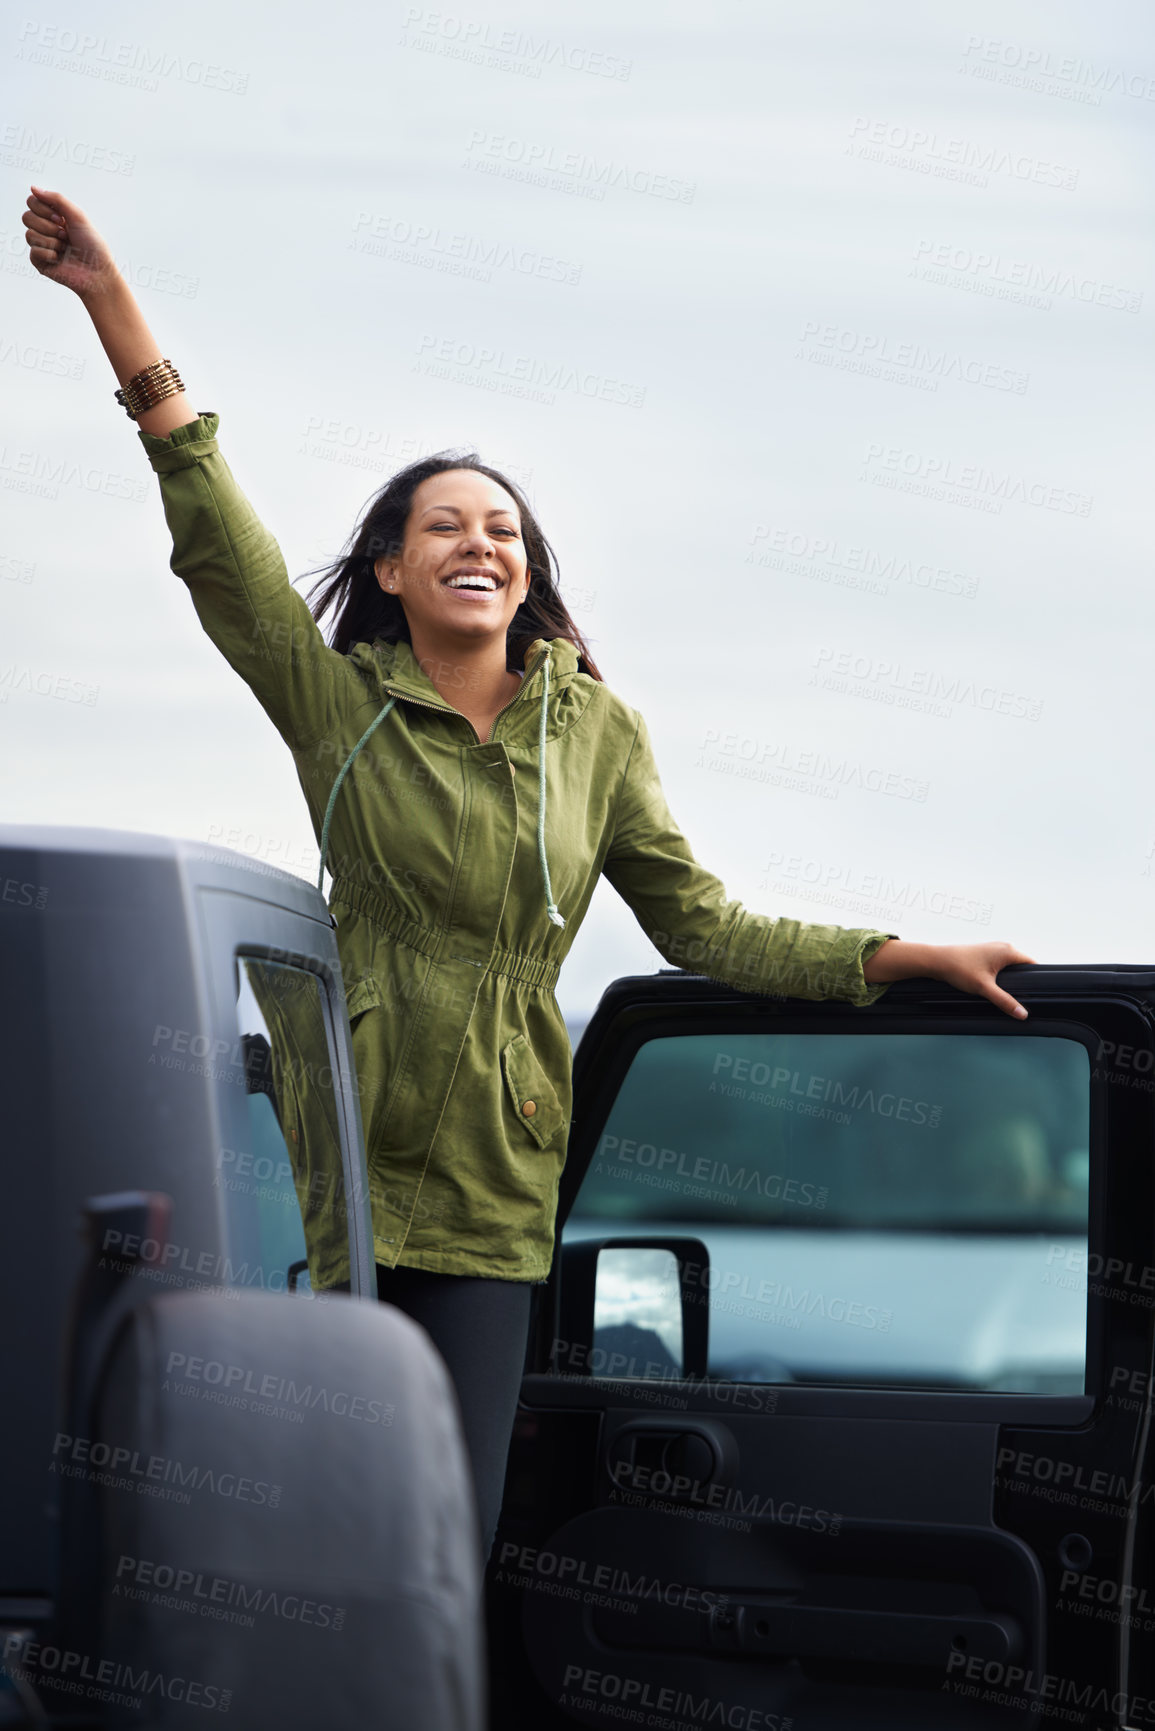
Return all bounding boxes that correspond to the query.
[221,958,351,1295]
[566,1031,1090,1392]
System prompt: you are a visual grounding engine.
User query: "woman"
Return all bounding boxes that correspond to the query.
[22,186,1032,1561]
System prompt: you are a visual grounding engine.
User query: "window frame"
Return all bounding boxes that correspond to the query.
[557,1001,1109,1406]
[193,885,376,1301]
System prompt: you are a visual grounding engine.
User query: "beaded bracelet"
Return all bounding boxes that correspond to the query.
[115,358,185,420]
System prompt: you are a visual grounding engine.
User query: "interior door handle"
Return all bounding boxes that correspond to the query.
[710,1599,1022,1669]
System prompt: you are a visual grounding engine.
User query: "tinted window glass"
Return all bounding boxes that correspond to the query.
[222,959,351,1294]
[567,1033,1089,1392]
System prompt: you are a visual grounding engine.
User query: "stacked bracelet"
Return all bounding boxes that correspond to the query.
[115,358,185,420]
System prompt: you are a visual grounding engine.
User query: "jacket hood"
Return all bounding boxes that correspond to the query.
[332,635,589,928]
[348,634,582,701]
[346,636,592,751]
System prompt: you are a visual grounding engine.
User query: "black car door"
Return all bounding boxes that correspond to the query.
[489,967,1155,1731]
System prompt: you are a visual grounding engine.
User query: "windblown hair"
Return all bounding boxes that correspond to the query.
[306,449,602,680]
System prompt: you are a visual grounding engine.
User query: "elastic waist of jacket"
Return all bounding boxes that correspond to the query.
[328,876,562,991]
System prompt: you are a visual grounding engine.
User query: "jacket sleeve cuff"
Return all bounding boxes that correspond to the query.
[137,411,220,474]
[838,930,899,1006]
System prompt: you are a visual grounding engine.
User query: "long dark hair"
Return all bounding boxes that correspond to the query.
[306,450,602,680]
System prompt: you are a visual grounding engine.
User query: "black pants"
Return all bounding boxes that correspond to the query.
[375,1264,532,1563]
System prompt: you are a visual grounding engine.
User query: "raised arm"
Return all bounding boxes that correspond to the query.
[22,187,369,754]
[23,185,198,438]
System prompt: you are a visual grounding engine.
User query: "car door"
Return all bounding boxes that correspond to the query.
[489,966,1155,1731]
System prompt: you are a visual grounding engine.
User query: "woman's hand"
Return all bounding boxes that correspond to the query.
[863,939,1036,1019]
[22,186,121,300]
[21,184,198,438]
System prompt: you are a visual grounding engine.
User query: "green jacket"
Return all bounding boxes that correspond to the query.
[140,413,894,1282]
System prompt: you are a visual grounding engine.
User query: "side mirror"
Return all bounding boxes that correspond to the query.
[555,1236,710,1381]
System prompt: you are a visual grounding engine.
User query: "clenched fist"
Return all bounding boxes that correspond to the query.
[22,186,121,300]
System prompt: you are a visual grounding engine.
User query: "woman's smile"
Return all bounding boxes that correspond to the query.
[442,565,503,596]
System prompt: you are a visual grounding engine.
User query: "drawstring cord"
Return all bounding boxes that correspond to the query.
[316,696,397,891]
[537,648,565,928]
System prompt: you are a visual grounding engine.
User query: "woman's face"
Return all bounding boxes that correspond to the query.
[374,468,531,651]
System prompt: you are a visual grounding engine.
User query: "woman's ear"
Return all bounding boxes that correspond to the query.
[373,555,396,592]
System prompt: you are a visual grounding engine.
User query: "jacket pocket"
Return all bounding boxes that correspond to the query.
[344,975,383,1028]
[501,1034,566,1152]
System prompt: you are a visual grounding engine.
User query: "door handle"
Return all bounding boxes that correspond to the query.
[709,1599,1022,1668]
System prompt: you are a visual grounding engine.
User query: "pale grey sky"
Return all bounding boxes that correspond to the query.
[3,0,1154,1020]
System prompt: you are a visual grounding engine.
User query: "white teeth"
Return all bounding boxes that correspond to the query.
[445,575,497,591]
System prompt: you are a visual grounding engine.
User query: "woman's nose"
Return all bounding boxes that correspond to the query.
[458,528,495,554]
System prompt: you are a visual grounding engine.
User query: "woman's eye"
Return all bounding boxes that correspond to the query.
[429,523,518,536]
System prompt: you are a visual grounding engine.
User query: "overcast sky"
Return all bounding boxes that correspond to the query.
[3,0,1154,1022]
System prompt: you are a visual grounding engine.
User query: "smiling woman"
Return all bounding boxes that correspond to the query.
[22,182,1034,1567]
[305,451,602,747]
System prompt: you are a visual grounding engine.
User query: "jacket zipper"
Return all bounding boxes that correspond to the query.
[383,647,548,745]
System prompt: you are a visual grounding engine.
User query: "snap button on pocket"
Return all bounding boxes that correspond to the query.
[502,1035,564,1151]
